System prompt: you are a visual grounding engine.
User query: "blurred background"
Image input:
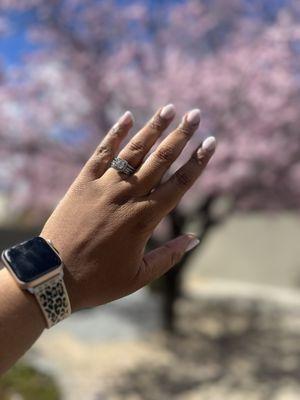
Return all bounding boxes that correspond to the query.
[1,0,300,399]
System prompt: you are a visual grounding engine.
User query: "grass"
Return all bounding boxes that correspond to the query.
[0,362,61,400]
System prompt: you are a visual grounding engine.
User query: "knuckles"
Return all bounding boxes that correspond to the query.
[86,145,113,174]
[150,115,167,132]
[195,152,208,169]
[94,144,113,159]
[96,144,111,154]
[172,169,192,187]
[155,146,175,163]
[128,140,147,154]
[178,125,194,139]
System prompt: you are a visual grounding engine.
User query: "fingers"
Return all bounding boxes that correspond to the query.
[135,109,201,194]
[117,104,176,171]
[149,136,217,214]
[79,111,134,181]
[133,234,200,290]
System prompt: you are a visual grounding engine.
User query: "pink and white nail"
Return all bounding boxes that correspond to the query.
[160,104,176,119]
[118,110,134,126]
[202,136,217,152]
[186,109,201,125]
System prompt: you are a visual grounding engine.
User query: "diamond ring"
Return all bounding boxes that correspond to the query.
[110,157,136,176]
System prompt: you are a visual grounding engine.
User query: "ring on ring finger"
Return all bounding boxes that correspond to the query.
[111,157,136,176]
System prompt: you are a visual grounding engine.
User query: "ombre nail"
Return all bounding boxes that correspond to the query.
[186,109,201,125]
[118,110,134,126]
[202,136,216,152]
[160,104,176,119]
[185,236,200,253]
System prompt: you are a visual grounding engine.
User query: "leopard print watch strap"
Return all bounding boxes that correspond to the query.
[30,274,71,328]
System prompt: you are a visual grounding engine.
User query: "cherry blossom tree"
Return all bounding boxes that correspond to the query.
[0,0,299,329]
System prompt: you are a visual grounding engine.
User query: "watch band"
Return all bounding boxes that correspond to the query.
[29,273,71,328]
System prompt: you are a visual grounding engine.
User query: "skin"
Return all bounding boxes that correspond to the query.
[0,105,216,374]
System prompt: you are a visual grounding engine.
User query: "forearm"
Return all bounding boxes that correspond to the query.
[0,268,45,375]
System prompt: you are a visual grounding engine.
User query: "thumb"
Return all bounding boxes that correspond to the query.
[134,234,200,290]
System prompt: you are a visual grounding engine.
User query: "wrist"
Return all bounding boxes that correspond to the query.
[0,268,46,332]
[2,236,72,328]
[39,232,81,313]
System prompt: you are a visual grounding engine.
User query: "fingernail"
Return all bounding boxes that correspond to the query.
[186,108,201,125]
[118,110,134,126]
[185,235,200,253]
[201,136,216,152]
[160,104,176,119]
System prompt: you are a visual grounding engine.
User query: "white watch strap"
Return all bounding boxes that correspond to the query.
[30,274,72,328]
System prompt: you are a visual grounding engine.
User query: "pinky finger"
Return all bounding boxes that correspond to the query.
[150,136,217,214]
[79,111,134,182]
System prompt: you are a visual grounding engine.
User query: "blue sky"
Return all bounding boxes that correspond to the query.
[0,0,289,66]
[0,11,38,65]
[0,1,183,66]
[0,32,33,65]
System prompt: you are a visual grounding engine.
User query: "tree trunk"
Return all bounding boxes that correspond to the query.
[159,195,224,332]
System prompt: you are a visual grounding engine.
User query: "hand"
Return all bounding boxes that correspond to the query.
[41,104,216,312]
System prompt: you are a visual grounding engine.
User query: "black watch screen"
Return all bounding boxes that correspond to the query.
[2,237,61,283]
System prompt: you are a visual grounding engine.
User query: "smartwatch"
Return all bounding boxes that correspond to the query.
[1,236,71,328]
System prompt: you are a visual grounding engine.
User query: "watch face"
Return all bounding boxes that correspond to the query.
[3,237,61,283]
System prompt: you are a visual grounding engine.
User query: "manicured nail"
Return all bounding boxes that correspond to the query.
[202,136,216,152]
[160,104,176,119]
[185,235,200,253]
[186,108,201,125]
[118,110,134,126]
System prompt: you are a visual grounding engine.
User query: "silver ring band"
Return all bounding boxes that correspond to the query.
[111,157,136,175]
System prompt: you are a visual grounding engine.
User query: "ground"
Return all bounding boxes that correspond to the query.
[21,281,300,400]
[4,213,300,399]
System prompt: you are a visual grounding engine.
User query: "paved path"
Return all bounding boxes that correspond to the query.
[25,280,300,400]
[22,213,300,399]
